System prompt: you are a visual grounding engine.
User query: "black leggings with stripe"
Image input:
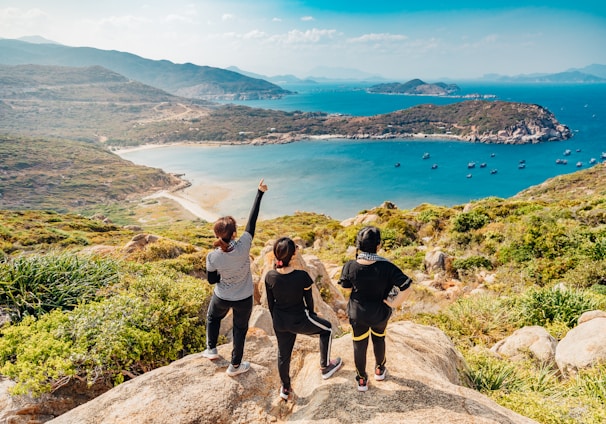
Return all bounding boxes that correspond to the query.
[351,317,389,379]
[273,310,333,388]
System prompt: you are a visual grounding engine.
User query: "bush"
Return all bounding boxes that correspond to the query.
[452,256,493,272]
[0,266,210,396]
[515,286,604,328]
[452,210,489,232]
[425,294,518,348]
[0,253,119,321]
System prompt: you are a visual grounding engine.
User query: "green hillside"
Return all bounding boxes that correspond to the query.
[1,64,571,146]
[0,39,291,100]
[0,135,182,212]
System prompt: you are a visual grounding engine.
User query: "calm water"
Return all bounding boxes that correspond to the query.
[120,83,606,221]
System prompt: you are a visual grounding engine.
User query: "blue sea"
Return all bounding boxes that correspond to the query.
[119,82,606,221]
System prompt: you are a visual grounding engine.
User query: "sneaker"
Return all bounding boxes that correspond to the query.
[202,348,219,360]
[375,364,387,381]
[226,361,250,377]
[279,386,291,401]
[357,376,368,392]
[321,357,343,379]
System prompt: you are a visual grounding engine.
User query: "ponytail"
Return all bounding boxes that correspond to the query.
[213,216,237,252]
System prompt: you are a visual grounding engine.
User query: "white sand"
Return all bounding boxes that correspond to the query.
[145,189,221,222]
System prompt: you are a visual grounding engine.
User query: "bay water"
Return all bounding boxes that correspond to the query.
[119,83,606,221]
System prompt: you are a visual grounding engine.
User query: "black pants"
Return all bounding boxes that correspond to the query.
[350,317,389,379]
[273,311,332,388]
[206,293,253,366]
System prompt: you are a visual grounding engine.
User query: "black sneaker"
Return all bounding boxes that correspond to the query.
[279,386,291,401]
[375,364,387,381]
[321,357,343,379]
[357,375,368,392]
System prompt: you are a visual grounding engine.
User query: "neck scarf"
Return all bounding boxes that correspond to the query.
[356,251,388,262]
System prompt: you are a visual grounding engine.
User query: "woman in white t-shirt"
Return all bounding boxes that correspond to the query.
[202,179,267,377]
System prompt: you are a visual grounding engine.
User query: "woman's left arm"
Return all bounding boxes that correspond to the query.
[245,179,268,238]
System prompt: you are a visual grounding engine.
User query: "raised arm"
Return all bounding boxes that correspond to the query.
[245,178,268,238]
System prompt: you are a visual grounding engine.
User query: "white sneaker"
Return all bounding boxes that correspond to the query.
[202,348,219,360]
[226,361,250,376]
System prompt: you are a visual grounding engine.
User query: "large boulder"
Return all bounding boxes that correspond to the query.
[490,326,557,365]
[47,322,537,424]
[555,315,606,377]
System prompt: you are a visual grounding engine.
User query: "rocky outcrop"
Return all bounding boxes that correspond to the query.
[47,322,537,424]
[490,326,557,365]
[555,313,606,377]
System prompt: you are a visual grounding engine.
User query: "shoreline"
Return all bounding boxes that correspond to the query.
[144,187,222,222]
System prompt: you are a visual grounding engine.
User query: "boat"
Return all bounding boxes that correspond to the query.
[555,159,568,165]
[480,163,487,168]
[564,149,571,156]
[431,164,438,169]
[519,159,526,164]
[467,162,476,169]
[601,152,606,160]
[576,149,582,152]
[490,153,496,158]
[589,158,597,164]
[466,173,472,178]
[518,163,526,169]
[394,162,401,168]
[576,161,583,167]
[490,169,498,174]
[422,152,430,159]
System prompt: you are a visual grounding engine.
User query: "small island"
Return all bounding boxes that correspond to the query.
[367,78,460,96]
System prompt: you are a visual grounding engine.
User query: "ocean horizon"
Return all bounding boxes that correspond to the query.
[119,82,606,221]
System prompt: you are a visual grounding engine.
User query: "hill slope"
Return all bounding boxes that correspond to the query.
[0,39,291,100]
[0,64,571,145]
[0,135,183,211]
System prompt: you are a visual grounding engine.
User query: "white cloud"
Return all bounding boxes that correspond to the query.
[165,14,192,23]
[272,17,282,22]
[96,15,152,29]
[301,16,314,21]
[222,13,235,21]
[280,28,338,44]
[348,33,408,43]
[244,30,267,39]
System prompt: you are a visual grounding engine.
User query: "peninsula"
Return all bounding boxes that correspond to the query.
[0,65,571,147]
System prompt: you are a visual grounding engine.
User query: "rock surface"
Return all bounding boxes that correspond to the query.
[48,322,537,424]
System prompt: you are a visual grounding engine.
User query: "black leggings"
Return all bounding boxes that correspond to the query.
[206,294,253,366]
[274,311,333,388]
[351,317,389,379]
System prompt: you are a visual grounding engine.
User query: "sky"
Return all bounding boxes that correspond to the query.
[1,1,605,80]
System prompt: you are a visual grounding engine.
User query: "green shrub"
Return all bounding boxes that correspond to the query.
[0,253,119,321]
[426,295,517,347]
[452,210,489,232]
[466,350,520,392]
[515,287,603,328]
[452,256,493,271]
[0,267,209,396]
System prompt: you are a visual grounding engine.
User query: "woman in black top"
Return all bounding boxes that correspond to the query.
[338,226,412,392]
[265,237,343,400]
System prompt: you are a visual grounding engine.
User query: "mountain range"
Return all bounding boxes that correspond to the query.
[0,38,291,100]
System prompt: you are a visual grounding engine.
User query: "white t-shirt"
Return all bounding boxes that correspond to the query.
[206,232,253,301]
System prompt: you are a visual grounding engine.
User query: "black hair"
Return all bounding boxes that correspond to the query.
[356,226,381,253]
[273,237,296,268]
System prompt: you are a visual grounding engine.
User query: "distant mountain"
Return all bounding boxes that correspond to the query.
[0,38,291,100]
[367,79,460,96]
[16,35,61,44]
[569,64,606,79]
[226,66,318,85]
[306,65,386,82]
[480,70,606,83]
